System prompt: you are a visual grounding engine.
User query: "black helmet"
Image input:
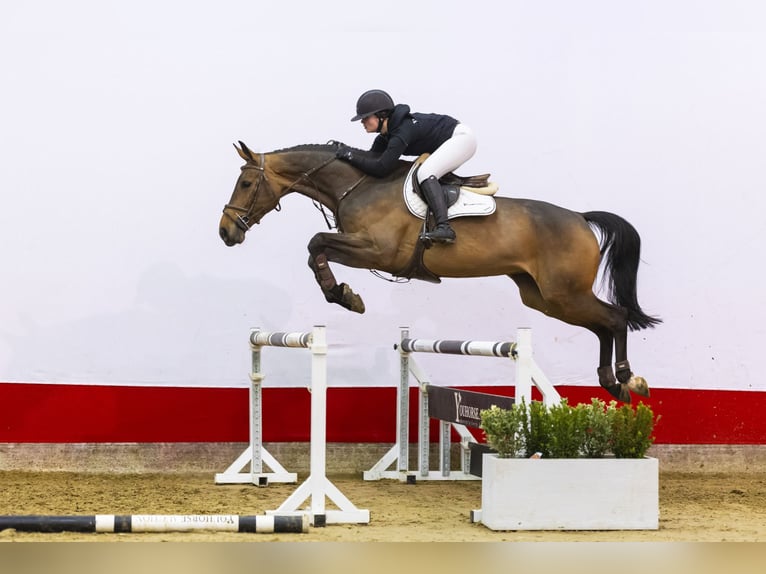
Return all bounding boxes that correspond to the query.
[350,89,394,122]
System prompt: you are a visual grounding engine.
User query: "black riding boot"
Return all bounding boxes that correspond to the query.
[420,176,456,244]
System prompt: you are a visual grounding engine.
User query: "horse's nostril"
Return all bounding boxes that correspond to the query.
[219,227,228,241]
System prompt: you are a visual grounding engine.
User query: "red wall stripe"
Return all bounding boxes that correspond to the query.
[0,383,764,444]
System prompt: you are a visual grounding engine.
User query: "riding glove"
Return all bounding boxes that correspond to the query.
[335,146,354,162]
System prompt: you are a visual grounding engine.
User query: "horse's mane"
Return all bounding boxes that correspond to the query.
[268,141,411,179]
[272,143,338,154]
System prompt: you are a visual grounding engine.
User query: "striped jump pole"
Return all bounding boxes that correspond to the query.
[399,329,559,404]
[364,327,560,482]
[0,514,308,534]
[398,338,517,358]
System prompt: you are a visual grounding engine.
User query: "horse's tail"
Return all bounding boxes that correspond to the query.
[582,211,662,331]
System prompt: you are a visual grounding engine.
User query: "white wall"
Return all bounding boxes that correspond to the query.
[1,1,764,391]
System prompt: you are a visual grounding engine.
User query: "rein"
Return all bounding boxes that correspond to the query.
[223,150,366,232]
[280,154,338,194]
[279,154,342,230]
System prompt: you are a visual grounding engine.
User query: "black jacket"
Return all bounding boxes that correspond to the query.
[346,104,459,177]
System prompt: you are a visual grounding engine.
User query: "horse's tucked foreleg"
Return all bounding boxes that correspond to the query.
[308,253,365,313]
[307,229,400,314]
[313,253,340,297]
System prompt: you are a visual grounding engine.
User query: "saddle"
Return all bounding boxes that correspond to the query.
[403,157,498,221]
[395,157,499,283]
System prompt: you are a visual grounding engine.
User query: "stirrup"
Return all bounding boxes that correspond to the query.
[421,224,456,245]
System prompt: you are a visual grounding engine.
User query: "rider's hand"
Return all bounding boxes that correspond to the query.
[335,146,354,162]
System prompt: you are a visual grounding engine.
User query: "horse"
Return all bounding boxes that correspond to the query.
[219,141,661,402]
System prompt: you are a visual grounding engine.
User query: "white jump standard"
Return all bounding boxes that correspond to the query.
[364,327,561,482]
[217,325,369,526]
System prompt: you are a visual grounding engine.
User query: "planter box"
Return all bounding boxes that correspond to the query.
[480,454,658,530]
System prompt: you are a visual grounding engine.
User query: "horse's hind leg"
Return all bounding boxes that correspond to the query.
[578,318,635,403]
[578,302,640,403]
[613,321,650,397]
[594,326,632,403]
[509,273,634,402]
[579,300,653,401]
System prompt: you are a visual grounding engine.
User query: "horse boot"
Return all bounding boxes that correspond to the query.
[419,175,456,244]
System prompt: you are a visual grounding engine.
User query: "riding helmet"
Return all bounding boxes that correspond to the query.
[351,89,394,121]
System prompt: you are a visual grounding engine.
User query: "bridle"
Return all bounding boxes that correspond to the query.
[222,148,366,232]
[222,153,273,232]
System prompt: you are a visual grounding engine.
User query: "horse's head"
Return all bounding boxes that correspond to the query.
[219,141,282,246]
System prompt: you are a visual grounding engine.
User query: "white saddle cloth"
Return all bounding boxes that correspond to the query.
[402,162,497,220]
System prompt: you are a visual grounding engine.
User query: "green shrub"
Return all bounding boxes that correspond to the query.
[479,398,658,459]
[609,402,658,458]
[519,399,552,458]
[547,399,587,458]
[479,404,524,458]
[580,398,612,458]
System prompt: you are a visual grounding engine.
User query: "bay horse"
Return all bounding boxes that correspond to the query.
[219,141,660,402]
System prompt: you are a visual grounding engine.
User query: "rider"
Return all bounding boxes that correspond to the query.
[335,89,477,244]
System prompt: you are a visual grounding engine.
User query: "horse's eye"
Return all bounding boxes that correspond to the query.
[241,180,252,188]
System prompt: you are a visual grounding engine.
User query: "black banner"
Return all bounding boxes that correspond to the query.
[426,386,514,429]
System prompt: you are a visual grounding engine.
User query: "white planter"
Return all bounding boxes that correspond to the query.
[480,454,658,530]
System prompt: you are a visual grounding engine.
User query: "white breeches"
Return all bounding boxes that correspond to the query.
[417,123,477,183]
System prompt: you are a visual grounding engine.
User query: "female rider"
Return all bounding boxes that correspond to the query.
[335,89,477,244]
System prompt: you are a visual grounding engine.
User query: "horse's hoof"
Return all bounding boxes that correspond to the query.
[605,383,632,403]
[627,376,650,397]
[341,283,366,314]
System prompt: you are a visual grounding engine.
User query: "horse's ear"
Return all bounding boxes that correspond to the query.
[235,141,255,162]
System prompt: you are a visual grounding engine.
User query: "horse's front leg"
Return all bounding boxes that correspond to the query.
[308,252,365,313]
[307,231,379,314]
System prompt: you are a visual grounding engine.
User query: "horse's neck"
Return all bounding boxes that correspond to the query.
[269,151,354,210]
